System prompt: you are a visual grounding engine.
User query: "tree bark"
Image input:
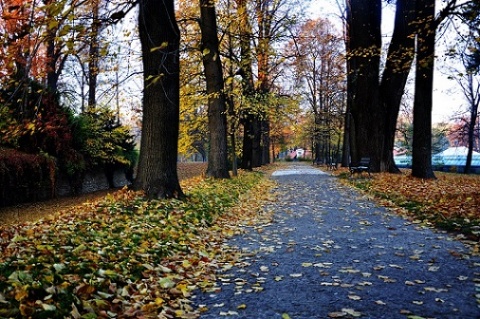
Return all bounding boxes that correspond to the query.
[464,72,479,174]
[199,0,230,179]
[346,0,382,168]
[236,0,255,170]
[134,0,184,199]
[379,0,416,173]
[254,0,273,166]
[251,116,263,167]
[87,0,100,111]
[411,0,436,179]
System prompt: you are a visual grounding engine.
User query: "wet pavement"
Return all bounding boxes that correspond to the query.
[193,163,480,319]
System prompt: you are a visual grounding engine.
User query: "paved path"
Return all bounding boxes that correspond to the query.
[194,164,480,319]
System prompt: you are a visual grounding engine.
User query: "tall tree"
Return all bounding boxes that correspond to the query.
[199,0,230,178]
[411,0,436,179]
[289,18,345,165]
[453,1,480,174]
[134,0,184,199]
[250,0,305,166]
[379,0,416,173]
[236,0,256,170]
[254,0,272,166]
[87,0,101,110]
[345,0,382,166]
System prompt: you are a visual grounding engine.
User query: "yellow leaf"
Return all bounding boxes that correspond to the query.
[182,259,192,269]
[237,304,247,309]
[48,20,59,30]
[282,314,291,319]
[14,286,29,301]
[175,310,185,317]
[176,283,190,297]
[150,42,169,52]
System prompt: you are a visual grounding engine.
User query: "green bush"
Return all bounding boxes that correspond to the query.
[1,82,137,199]
[70,108,137,187]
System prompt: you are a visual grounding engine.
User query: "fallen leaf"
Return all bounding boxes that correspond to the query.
[342,308,362,317]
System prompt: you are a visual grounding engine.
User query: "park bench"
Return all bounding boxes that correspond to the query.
[349,157,371,177]
[328,162,338,171]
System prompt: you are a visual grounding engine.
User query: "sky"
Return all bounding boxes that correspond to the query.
[308,0,471,124]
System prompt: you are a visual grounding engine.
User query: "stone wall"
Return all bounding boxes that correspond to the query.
[56,169,130,197]
[0,168,130,208]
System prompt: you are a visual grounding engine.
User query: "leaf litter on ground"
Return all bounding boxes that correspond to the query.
[0,169,277,318]
[335,168,480,246]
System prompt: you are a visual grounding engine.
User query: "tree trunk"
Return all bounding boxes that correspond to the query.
[199,0,230,179]
[46,34,59,93]
[134,0,184,199]
[261,117,270,164]
[226,0,238,177]
[411,0,436,179]
[255,0,272,166]
[465,74,479,174]
[87,0,100,111]
[341,105,351,167]
[251,117,263,167]
[241,114,254,169]
[346,0,382,169]
[379,0,416,173]
[236,0,255,170]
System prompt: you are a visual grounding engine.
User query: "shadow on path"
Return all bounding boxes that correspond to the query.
[194,163,480,319]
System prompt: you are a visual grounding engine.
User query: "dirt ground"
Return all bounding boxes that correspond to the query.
[0,162,207,225]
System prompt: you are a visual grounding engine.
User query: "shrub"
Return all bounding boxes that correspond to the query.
[70,108,137,185]
[1,81,137,199]
[0,148,56,207]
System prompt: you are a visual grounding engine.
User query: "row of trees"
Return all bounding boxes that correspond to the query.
[134,0,313,198]
[345,0,480,178]
[0,0,310,199]
[1,0,479,201]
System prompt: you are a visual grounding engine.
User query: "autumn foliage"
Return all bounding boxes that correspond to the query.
[0,171,275,318]
[339,169,480,240]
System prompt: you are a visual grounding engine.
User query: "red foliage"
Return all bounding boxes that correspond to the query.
[0,148,56,206]
[0,0,48,81]
[16,92,74,156]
